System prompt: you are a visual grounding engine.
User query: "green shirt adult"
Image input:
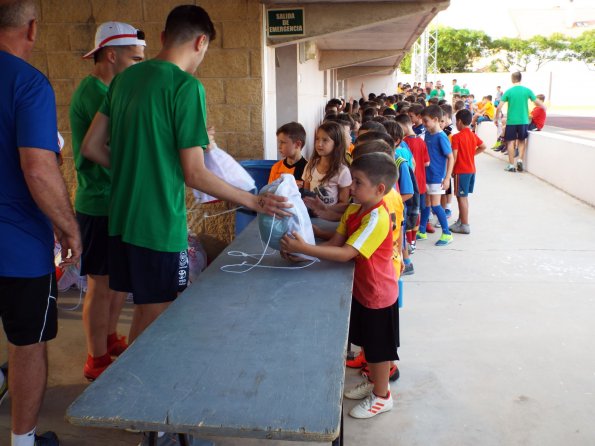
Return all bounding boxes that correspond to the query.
[459,87,469,95]
[70,75,110,216]
[501,85,536,125]
[453,84,461,94]
[430,88,445,99]
[99,59,209,252]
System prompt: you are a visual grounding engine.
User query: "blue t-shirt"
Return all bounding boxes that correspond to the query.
[424,131,452,184]
[0,51,59,277]
[396,157,414,196]
[395,141,415,171]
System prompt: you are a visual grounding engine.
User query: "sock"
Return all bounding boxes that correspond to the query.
[445,202,452,210]
[12,428,35,446]
[373,390,390,399]
[432,205,451,235]
[419,206,431,233]
[87,353,112,368]
[107,332,119,346]
[403,258,412,266]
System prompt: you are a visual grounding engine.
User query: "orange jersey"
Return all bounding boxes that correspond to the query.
[268,157,307,188]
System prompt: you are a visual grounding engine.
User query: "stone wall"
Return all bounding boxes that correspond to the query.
[32,0,265,247]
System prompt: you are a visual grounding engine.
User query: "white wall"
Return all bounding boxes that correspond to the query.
[345,73,398,99]
[263,43,278,160]
[524,131,595,207]
[297,56,327,160]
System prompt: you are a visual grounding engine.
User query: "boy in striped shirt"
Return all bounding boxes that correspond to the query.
[281,152,399,419]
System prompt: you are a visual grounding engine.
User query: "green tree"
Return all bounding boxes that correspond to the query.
[435,27,492,72]
[491,37,533,71]
[528,33,570,69]
[398,52,411,74]
[569,29,595,65]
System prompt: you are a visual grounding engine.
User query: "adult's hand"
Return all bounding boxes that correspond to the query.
[254,192,292,218]
[55,227,82,267]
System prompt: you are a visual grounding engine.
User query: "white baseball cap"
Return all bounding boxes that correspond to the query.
[83,21,146,59]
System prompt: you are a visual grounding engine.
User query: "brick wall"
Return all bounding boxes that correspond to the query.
[32,0,265,246]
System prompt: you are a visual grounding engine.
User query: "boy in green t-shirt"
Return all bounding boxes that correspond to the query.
[70,21,145,381]
[495,71,543,172]
[82,5,291,342]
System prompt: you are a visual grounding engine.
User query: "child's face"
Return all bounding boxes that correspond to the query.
[408,112,422,125]
[277,133,301,159]
[455,118,465,132]
[422,115,441,133]
[349,169,383,205]
[439,115,449,130]
[315,129,335,157]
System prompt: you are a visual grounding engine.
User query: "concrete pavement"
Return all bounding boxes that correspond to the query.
[2,152,595,445]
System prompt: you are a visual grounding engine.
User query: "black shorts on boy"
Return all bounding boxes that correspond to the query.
[348,297,399,363]
[76,212,109,276]
[504,124,528,141]
[108,236,189,304]
[0,273,58,346]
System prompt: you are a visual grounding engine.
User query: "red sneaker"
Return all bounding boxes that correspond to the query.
[83,354,112,381]
[346,351,366,368]
[361,364,400,382]
[426,222,436,233]
[107,334,128,357]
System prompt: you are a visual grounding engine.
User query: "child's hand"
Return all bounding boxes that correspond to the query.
[280,231,306,254]
[441,178,450,190]
[280,249,306,263]
[303,195,325,212]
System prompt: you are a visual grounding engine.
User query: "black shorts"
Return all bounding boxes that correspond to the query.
[76,212,109,276]
[0,273,58,346]
[504,124,529,142]
[108,236,189,305]
[445,177,453,196]
[349,297,399,363]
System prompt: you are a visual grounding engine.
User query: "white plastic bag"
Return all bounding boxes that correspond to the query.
[257,174,315,257]
[193,145,256,203]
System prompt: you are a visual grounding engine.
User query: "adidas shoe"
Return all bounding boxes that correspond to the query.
[416,232,428,241]
[344,380,374,400]
[349,391,393,419]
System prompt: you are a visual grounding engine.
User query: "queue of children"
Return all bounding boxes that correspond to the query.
[267,82,491,420]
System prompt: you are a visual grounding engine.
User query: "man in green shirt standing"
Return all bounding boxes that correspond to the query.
[429,80,446,99]
[495,71,543,172]
[70,21,145,381]
[82,5,291,342]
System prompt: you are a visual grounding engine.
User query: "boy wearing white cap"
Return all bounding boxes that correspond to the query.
[70,21,145,381]
[82,5,291,343]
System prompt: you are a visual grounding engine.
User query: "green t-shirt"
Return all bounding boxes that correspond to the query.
[430,88,445,99]
[501,85,536,125]
[453,84,461,94]
[70,75,111,216]
[459,88,470,95]
[99,60,209,252]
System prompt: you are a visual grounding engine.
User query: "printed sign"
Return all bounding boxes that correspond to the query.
[267,8,305,37]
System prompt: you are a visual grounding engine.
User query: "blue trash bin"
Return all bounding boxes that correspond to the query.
[235,160,277,235]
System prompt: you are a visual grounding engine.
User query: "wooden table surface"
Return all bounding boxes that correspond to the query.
[67,219,353,442]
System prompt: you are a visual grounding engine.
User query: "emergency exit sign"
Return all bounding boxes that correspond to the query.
[267,8,305,37]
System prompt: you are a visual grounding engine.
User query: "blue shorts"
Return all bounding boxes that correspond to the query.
[454,173,475,197]
[504,124,528,142]
[477,116,492,123]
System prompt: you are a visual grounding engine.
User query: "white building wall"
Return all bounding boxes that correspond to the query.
[297,56,327,160]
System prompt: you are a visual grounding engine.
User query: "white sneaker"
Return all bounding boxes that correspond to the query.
[344,380,373,400]
[349,391,393,419]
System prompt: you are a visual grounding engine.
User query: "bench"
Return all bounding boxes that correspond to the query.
[66,219,354,444]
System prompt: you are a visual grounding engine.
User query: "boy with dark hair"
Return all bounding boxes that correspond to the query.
[449,109,486,234]
[268,122,307,188]
[416,105,454,246]
[408,103,425,138]
[495,71,543,172]
[281,152,400,419]
[82,5,290,343]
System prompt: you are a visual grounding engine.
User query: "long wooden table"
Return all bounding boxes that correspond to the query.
[67,219,353,444]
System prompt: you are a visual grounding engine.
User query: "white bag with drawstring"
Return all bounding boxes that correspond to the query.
[257,174,315,257]
[192,145,256,203]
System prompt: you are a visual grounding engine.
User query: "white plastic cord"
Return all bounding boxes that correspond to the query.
[57,281,84,311]
[221,213,319,274]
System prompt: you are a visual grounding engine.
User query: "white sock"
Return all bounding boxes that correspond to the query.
[12,428,35,446]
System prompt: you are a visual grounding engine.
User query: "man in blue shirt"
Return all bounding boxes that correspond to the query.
[0,1,81,445]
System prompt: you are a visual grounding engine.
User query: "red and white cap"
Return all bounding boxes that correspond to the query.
[83,22,146,59]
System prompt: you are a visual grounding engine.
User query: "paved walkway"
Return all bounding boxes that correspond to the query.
[2,153,595,445]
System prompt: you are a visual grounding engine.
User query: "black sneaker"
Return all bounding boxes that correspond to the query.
[516,160,523,172]
[34,431,59,446]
